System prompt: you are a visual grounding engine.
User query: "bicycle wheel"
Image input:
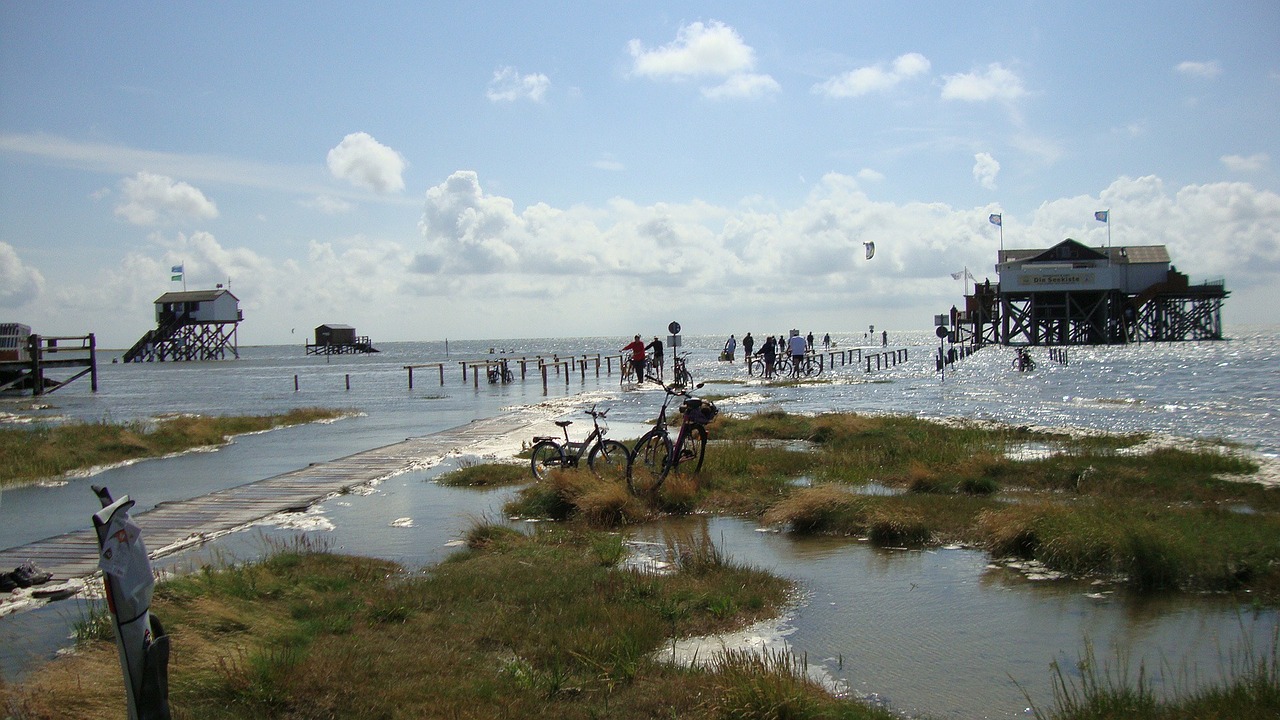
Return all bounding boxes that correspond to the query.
[627,431,672,496]
[587,439,630,482]
[774,356,791,376]
[676,366,693,386]
[671,423,708,475]
[748,357,765,376]
[803,358,820,377]
[530,441,565,481]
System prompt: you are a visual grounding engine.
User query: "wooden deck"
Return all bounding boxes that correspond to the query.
[0,408,546,611]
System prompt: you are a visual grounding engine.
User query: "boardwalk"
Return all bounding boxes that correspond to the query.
[0,408,548,614]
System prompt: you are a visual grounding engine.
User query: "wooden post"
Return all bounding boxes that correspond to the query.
[407,366,414,389]
[294,374,299,391]
[541,364,548,392]
[473,364,479,388]
[88,333,98,392]
[438,364,445,385]
[345,374,350,391]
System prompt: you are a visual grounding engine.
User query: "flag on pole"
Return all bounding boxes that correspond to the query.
[1094,210,1109,223]
[170,264,183,282]
[989,213,1002,226]
[170,265,183,274]
[950,270,965,280]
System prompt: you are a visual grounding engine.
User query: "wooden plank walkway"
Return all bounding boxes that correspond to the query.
[0,408,547,612]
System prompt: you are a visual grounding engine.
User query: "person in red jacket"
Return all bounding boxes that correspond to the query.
[622,335,646,382]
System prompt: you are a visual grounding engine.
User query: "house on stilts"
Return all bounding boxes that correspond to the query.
[122,288,242,362]
[952,239,1228,346]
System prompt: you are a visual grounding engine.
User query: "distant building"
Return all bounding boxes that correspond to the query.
[306,324,378,355]
[954,239,1227,346]
[123,288,242,362]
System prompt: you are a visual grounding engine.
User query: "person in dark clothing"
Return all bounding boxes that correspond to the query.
[761,335,777,378]
[646,336,665,378]
[742,333,754,364]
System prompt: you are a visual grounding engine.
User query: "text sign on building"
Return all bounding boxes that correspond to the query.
[1019,271,1096,288]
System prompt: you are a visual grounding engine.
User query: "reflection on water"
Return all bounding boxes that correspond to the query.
[630,516,1277,720]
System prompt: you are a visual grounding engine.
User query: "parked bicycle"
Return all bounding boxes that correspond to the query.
[670,352,693,387]
[626,377,718,496]
[529,405,630,481]
[788,354,823,378]
[487,358,514,383]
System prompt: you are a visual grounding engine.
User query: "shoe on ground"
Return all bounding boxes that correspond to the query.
[0,572,16,593]
[11,561,53,588]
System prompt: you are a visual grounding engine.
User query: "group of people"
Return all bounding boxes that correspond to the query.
[621,334,665,382]
[722,330,831,379]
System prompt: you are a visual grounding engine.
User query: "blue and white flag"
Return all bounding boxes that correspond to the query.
[1094,210,1109,223]
[989,213,1002,227]
[170,264,183,274]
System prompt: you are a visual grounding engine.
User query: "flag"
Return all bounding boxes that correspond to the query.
[950,271,964,280]
[1095,210,1109,223]
[170,275,182,281]
[170,264,183,274]
[989,213,1002,226]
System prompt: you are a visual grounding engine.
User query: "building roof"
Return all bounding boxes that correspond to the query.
[999,240,1169,266]
[316,324,355,330]
[153,289,239,304]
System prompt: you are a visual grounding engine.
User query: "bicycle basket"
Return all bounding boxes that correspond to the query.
[680,398,718,424]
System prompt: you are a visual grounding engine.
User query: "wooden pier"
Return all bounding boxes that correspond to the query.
[0,407,550,613]
[0,333,98,396]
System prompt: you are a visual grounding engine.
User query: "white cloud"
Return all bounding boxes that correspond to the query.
[702,72,781,100]
[326,132,407,194]
[629,21,756,79]
[302,195,355,215]
[941,63,1026,102]
[857,168,885,183]
[1176,60,1222,79]
[0,241,45,307]
[972,153,1000,190]
[486,66,551,102]
[627,20,776,99]
[113,171,218,226]
[1221,153,1269,173]
[813,52,931,98]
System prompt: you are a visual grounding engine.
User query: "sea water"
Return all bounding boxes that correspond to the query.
[1,328,1277,718]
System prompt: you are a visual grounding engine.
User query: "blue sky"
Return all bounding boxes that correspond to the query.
[2,1,1277,348]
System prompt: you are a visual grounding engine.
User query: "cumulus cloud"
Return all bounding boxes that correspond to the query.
[813,52,931,98]
[1221,153,1269,173]
[0,241,45,307]
[327,132,406,194]
[486,66,551,102]
[941,63,1026,102]
[113,171,218,226]
[628,20,777,99]
[1176,60,1222,79]
[972,153,1000,190]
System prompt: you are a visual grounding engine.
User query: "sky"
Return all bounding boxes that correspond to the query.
[1,1,1278,349]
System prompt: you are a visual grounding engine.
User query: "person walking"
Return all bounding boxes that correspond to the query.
[761,335,777,378]
[788,330,807,377]
[742,333,754,365]
[646,336,665,379]
[622,335,646,383]
[723,334,737,362]
[806,331,815,352]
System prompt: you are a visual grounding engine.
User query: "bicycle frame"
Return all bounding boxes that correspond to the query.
[626,377,710,495]
[530,406,630,481]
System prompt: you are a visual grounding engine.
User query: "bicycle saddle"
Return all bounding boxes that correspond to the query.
[555,420,573,428]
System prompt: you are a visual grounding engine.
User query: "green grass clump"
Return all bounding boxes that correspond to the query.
[436,462,527,487]
[7,526,881,719]
[0,408,348,487]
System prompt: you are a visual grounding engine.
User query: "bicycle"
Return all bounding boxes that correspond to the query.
[626,377,718,496]
[671,352,692,387]
[788,354,822,378]
[529,405,630,482]
[487,358,514,383]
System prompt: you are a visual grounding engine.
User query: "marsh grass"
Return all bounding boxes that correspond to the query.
[436,461,527,487]
[498,410,1279,600]
[0,524,842,719]
[0,408,347,487]
[1028,630,1280,719]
